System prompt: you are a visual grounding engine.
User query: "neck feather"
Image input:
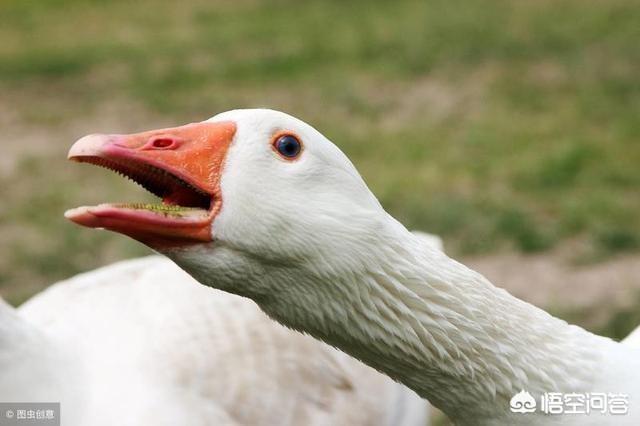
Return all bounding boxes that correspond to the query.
[260,225,605,422]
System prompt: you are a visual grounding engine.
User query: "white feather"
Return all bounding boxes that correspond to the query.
[1,256,428,426]
[156,108,640,426]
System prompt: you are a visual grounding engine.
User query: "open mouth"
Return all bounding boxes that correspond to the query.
[68,156,214,220]
[65,121,236,246]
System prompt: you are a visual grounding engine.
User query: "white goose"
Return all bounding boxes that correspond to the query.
[2,256,429,426]
[66,108,640,425]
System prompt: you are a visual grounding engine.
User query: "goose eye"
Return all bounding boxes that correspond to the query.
[274,135,302,159]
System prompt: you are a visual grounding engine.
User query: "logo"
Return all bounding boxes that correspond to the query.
[509,391,629,415]
[510,390,537,414]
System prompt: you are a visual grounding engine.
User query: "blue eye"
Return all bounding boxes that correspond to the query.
[274,134,302,159]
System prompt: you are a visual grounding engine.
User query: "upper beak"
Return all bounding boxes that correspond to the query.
[66,120,236,247]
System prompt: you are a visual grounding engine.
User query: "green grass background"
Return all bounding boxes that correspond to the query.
[0,0,638,327]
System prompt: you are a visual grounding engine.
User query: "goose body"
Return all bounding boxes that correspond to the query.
[2,256,428,426]
[66,108,640,425]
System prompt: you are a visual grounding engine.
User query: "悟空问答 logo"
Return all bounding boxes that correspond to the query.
[510,390,537,414]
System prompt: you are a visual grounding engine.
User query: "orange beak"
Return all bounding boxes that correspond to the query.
[65,121,236,247]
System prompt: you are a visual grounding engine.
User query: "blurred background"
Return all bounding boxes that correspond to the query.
[1,0,638,362]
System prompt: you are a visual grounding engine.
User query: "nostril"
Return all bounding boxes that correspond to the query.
[152,138,174,148]
[147,137,178,150]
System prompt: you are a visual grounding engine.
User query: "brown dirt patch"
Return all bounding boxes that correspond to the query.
[462,249,640,321]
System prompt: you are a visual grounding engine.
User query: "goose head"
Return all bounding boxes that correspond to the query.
[66,109,406,302]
